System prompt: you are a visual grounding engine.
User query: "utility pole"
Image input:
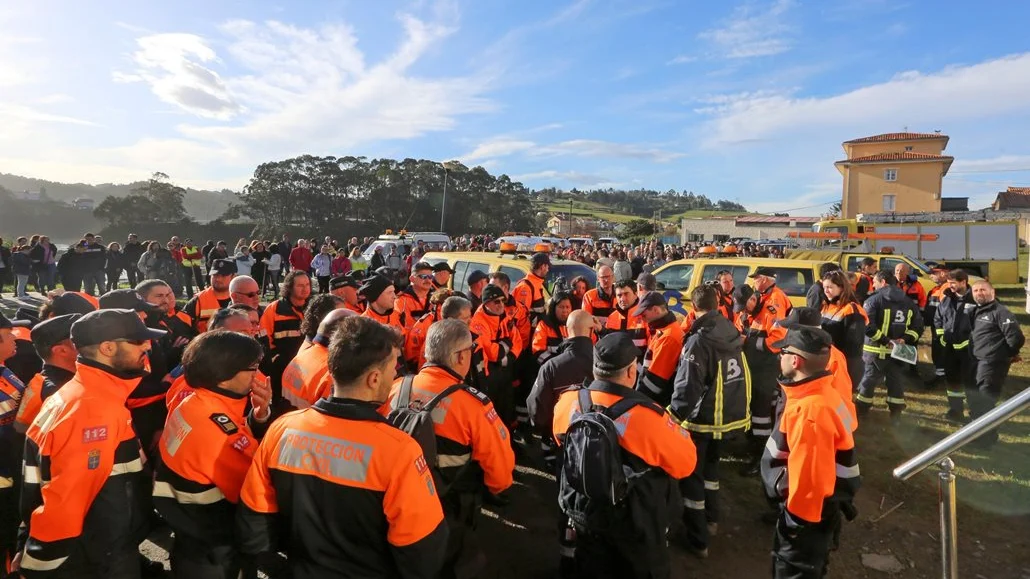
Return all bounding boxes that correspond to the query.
[569,196,574,236]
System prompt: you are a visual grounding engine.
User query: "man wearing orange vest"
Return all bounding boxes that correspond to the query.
[260,270,312,405]
[635,291,685,406]
[183,259,236,333]
[512,253,550,327]
[605,280,649,359]
[582,265,616,320]
[15,315,80,434]
[761,326,860,578]
[405,294,471,371]
[0,312,30,570]
[329,274,364,314]
[923,266,950,390]
[282,309,355,409]
[741,267,792,476]
[180,238,206,299]
[359,274,406,336]
[395,262,434,329]
[469,285,523,429]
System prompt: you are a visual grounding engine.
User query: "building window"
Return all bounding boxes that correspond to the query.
[882,194,896,212]
[884,168,897,182]
[904,146,913,151]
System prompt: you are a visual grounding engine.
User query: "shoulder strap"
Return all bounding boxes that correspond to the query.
[603,397,644,421]
[586,381,665,418]
[577,388,594,414]
[392,374,416,412]
[423,383,468,412]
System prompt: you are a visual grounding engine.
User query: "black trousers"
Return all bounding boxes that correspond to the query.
[439,493,486,579]
[943,345,973,415]
[748,352,777,439]
[317,275,330,294]
[575,531,670,579]
[856,353,907,414]
[170,536,252,579]
[679,435,721,549]
[967,358,1011,444]
[772,506,842,579]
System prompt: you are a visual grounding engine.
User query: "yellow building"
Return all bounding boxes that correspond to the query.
[835,132,954,218]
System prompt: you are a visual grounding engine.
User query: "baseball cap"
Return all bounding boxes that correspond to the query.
[70,309,167,348]
[531,252,551,268]
[749,266,777,279]
[777,306,822,328]
[593,333,639,372]
[467,270,489,285]
[49,293,97,317]
[0,312,31,331]
[772,326,832,358]
[731,285,754,313]
[358,275,393,302]
[432,262,455,274]
[329,276,359,291]
[210,259,238,276]
[99,289,158,312]
[31,313,81,356]
[633,291,667,316]
[636,272,657,291]
[481,285,506,303]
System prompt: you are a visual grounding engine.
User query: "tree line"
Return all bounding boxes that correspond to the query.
[534,187,747,216]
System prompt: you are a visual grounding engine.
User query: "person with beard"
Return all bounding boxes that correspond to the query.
[15,315,81,434]
[635,291,684,406]
[671,285,751,557]
[604,280,649,359]
[183,259,237,333]
[18,309,166,577]
[260,270,312,405]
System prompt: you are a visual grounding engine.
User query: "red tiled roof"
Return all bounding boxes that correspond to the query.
[1007,186,1030,194]
[844,132,948,144]
[994,192,1030,209]
[735,216,820,224]
[835,152,954,164]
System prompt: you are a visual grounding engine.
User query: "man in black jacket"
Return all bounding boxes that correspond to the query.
[968,280,1025,447]
[528,310,599,471]
[123,234,145,287]
[671,285,751,557]
[80,233,107,296]
[934,270,976,421]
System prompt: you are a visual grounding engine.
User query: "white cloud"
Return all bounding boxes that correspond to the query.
[512,169,621,188]
[699,52,1030,147]
[114,33,240,120]
[951,155,1030,173]
[666,55,697,65]
[698,0,795,59]
[464,136,684,164]
[465,139,536,161]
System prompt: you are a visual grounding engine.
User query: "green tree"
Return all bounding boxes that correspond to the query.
[621,218,656,239]
[133,172,189,222]
[93,194,161,226]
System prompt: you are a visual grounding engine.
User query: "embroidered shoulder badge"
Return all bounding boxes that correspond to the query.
[209,413,239,435]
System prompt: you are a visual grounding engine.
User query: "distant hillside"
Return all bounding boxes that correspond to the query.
[0,173,237,222]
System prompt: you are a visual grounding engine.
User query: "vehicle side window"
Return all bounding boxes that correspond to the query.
[880,257,912,275]
[702,265,749,287]
[499,266,525,286]
[846,257,863,272]
[655,264,695,291]
[453,261,469,292]
[456,262,490,294]
[770,268,813,297]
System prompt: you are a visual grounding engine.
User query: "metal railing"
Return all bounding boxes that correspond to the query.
[893,386,1030,579]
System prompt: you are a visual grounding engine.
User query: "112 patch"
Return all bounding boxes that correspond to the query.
[82,426,108,444]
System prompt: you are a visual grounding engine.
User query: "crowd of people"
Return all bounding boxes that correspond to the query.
[0,229,1023,579]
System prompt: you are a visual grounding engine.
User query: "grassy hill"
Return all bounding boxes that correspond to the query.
[539,201,750,225]
[0,173,237,222]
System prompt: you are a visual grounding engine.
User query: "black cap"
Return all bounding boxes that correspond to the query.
[633,291,667,316]
[432,262,455,273]
[70,309,167,348]
[99,289,158,312]
[374,266,394,277]
[777,306,822,328]
[0,312,31,331]
[15,308,40,326]
[593,333,639,372]
[330,276,359,291]
[467,270,489,285]
[732,285,754,313]
[636,272,657,291]
[531,252,551,268]
[749,266,777,279]
[210,259,238,276]
[50,293,97,317]
[358,275,393,302]
[772,326,832,358]
[31,314,81,355]
[481,285,506,303]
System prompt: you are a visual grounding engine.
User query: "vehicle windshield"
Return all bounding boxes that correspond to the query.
[547,263,597,294]
[905,256,932,274]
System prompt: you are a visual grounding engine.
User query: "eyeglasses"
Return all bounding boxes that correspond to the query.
[457,343,477,354]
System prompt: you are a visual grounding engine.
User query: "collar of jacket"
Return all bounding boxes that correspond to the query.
[312,334,331,347]
[596,286,614,302]
[557,335,593,358]
[691,309,721,333]
[758,283,779,297]
[314,397,389,422]
[368,303,395,316]
[647,311,677,331]
[41,363,76,383]
[75,356,146,399]
[584,378,657,405]
[975,300,997,313]
[420,363,467,383]
[778,370,833,394]
[615,299,639,315]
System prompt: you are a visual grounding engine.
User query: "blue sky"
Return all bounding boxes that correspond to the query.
[2,0,1030,214]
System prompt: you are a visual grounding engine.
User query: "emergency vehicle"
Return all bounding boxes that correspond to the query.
[785,248,943,295]
[422,248,596,297]
[362,230,452,260]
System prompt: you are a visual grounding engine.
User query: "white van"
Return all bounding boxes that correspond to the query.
[362,231,451,259]
[596,236,620,246]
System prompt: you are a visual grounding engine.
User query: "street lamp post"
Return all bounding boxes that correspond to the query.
[439,160,467,232]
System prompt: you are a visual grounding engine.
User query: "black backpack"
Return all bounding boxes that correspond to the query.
[558,387,657,531]
[387,375,469,495]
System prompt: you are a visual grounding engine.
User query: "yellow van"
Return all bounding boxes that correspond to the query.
[786,249,941,294]
[652,257,824,316]
[422,251,597,296]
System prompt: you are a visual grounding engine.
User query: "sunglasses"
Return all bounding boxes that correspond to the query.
[778,348,809,360]
[416,274,434,280]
